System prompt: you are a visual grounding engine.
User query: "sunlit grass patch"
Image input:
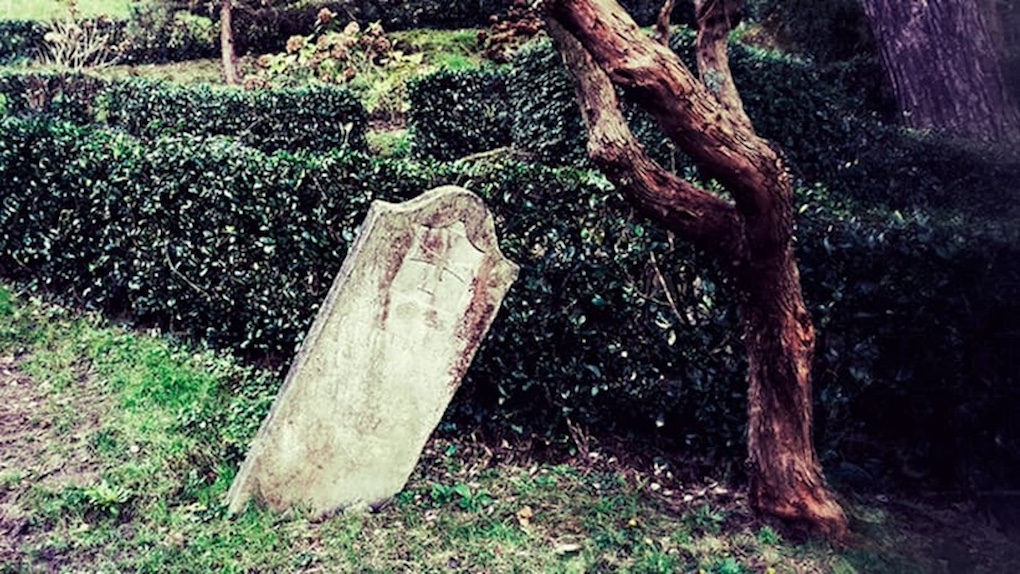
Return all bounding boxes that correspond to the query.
[1,0,133,21]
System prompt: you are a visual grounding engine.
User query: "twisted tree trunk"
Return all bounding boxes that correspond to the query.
[544,0,848,539]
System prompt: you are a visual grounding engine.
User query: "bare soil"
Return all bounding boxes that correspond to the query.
[0,353,110,566]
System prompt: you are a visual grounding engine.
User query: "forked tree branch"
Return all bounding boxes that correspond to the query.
[545,0,794,258]
[694,0,751,127]
[546,19,744,261]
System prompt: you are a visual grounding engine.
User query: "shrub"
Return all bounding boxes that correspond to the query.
[505,38,686,169]
[117,2,218,63]
[0,71,109,124]
[407,68,512,160]
[0,20,47,65]
[0,71,369,154]
[505,40,588,166]
[99,79,368,153]
[505,32,906,193]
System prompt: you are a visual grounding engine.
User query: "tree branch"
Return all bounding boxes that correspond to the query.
[545,0,794,257]
[546,18,743,261]
[694,0,751,127]
[652,0,675,47]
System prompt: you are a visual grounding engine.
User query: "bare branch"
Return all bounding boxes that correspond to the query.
[546,18,743,261]
[653,0,675,47]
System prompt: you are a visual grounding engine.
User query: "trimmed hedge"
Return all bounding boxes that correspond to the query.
[0,20,45,65]
[408,45,678,166]
[498,33,941,208]
[0,72,368,153]
[1,117,1017,490]
[407,68,512,160]
[99,80,368,153]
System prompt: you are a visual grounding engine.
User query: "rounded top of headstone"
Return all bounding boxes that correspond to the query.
[374,186,514,267]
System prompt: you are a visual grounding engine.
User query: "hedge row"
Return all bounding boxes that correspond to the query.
[1,117,1017,490]
[407,68,512,160]
[210,0,691,56]
[507,30,883,181]
[0,13,216,66]
[0,72,368,153]
[0,20,46,65]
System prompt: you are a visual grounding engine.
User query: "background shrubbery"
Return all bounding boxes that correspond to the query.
[0,71,368,153]
[0,20,46,65]
[407,68,512,160]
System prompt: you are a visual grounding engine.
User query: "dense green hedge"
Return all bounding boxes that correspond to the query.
[407,68,512,160]
[502,33,869,175]
[1,117,1017,490]
[0,20,45,65]
[0,72,368,153]
[99,80,368,153]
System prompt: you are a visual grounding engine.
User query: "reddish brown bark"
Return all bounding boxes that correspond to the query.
[221,0,240,85]
[693,0,750,125]
[545,0,848,539]
[652,0,675,46]
[862,0,1020,141]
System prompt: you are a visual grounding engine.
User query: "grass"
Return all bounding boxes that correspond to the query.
[0,0,133,21]
[2,281,1019,572]
[390,28,489,71]
[98,58,232,86]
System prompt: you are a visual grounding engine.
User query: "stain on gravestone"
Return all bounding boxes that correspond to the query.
[226,186,519,517]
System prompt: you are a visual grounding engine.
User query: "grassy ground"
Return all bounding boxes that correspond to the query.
[2,282,1019,572]
[0,0,132,21]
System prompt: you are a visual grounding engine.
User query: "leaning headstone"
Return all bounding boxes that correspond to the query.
[226,186,518,517]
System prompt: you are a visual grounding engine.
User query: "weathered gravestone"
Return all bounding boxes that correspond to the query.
[226,186,518,517]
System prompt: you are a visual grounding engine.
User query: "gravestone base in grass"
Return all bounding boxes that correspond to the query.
[226,186,519,517]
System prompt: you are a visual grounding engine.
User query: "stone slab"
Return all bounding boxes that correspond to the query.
[226,186,518,517]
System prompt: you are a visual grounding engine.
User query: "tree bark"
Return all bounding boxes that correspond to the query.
[544,0,848,539]
[861,0,1020,142]
[693,0,749,125]
[221,0,240,85]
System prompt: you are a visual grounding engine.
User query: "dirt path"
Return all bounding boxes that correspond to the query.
[0,354,108,567]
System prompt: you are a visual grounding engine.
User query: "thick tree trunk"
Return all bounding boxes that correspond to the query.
[738,246,847,537]
[862,0,1020,141]
[221,0,240,85]
[545,0,848,539]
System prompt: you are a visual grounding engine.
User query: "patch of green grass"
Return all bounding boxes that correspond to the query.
[97,58,231,86]
[391,28,484,69]
[367,128,412,158]
[1,0,133,21]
